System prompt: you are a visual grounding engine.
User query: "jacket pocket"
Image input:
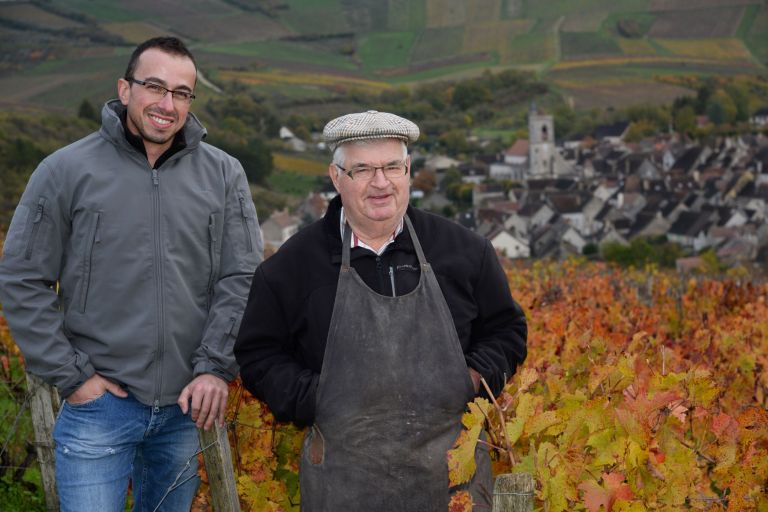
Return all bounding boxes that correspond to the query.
[77,211,101,313]
[238,192,254,253]
[206,213,219,309]
[24,196,48,260]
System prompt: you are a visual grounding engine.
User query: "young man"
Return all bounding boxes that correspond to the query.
[235,110,527,510]
[0,37,262,511]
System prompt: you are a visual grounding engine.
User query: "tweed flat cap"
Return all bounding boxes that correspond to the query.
[323,110,419,150]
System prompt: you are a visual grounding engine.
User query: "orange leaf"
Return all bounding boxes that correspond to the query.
[448,490,473,512]
[578,472,634,512]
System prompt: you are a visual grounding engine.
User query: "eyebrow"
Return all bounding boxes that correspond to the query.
[351,159,404,168]
[142,76,193,92]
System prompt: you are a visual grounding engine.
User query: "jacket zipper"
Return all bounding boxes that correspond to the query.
[207,214,217,310]
[24,197,47,260]
[389,266,396,297]
[238,194,253,253]
[151,168,166,407]
[78,212,101,313]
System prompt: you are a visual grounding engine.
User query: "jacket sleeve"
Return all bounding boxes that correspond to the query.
[191,160,262,382]
[465,240,527,397]
[234,265,319,427]
[0,162,97,398]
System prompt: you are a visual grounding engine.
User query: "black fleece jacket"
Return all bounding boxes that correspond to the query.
[234,196,527,427]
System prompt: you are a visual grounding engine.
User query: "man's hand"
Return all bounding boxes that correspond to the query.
[66,373,128,405]
[469,367,483,394]
[177,374,229,430]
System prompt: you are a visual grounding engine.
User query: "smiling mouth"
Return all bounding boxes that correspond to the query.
[148,113,173,127]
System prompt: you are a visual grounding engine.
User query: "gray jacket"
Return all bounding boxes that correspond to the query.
[0,100,262,406]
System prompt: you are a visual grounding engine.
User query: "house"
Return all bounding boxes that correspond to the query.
[261,209,301,248]
[751,107,768,127]
[423,155,461,173]
[488,228,530,259]
[593,121,629,145]
[667,210,713,251]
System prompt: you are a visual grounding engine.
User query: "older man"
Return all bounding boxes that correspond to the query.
[235,110,527,510]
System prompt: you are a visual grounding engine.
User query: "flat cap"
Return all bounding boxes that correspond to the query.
[323,110,419,151]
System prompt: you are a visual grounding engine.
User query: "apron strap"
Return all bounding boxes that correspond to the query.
[341,214,426,269]
[341,221,352,270]
[403,215,428,269]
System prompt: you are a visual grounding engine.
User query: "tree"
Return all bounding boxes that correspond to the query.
[77,99,99,123]
[412,169,436,194]
[673,105,696,134]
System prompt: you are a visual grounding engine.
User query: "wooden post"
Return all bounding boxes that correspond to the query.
[199,422,240,512]
[492,473,534,512]
[25,373,60,512]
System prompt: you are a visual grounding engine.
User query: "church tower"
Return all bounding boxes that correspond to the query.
[528,103,555,177]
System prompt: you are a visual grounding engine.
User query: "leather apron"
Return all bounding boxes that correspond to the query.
[300,216,492,511]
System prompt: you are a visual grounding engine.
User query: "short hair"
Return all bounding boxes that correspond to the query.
[332,139,408,170]
[123,37,197,80]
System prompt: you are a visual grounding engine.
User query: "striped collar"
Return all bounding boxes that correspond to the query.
[339,207,404,256]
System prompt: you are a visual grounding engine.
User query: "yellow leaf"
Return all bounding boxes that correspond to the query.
[517,367,538,392]
[526,410,561,436]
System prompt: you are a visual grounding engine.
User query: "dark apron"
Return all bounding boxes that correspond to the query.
[300,216,492,511]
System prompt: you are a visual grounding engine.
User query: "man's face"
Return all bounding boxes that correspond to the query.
[329,139,411,232]
[117,48,196,154]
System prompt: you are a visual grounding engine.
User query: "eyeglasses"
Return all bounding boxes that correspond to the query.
[335,161,408,181]
[127,78,196,103]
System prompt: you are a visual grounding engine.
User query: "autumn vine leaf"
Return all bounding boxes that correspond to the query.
[447,491,473,512]
[447,398,492,487]
[578,472,634,512]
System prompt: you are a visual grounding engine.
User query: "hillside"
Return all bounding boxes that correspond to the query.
[0,0,766,112]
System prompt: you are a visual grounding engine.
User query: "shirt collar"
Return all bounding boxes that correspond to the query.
[339,207,404,256]
[120,109,187,169]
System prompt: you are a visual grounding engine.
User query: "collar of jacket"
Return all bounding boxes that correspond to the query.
[98,99,207,162]
[323,194,416,265]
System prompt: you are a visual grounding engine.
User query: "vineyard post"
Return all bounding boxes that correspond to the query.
[199,423,241,512]
[25,372,60,512]
[492,473,534,512]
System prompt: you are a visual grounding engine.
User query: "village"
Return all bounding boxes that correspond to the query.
[260,105,768,274]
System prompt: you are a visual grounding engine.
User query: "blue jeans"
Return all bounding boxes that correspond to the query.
[53,392,200,512]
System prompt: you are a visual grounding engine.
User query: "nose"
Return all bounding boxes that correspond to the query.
[157,91,175,111]
[369,167,390,187]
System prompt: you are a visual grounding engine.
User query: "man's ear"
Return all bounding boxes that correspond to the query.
[328,163,340,192]
[117,78,130,106]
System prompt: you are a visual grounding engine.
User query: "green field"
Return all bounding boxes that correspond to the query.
[202,41,357,71]
[48,0,142,22]
[359,32,418,72]
[0,0,766,113]
[560,32,623,59]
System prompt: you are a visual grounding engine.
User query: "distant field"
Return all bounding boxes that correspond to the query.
[358,32,417,71]
[462,20,531,57]
[523,0,648,22]
[410,27,464,62]
[560,32,623,59]
[426,0,469,28]
[386,0,427,31]
[279,0,348,34]
[217,69,390,94]
[655,38,753,61]
[101,21,170,45]
[48,0,142,22]
[648,6,745,38]
[0,3,83,29]
[505,27,557,64]
[617,38,659,56]
[203,41,357,71]
[273,153,328,176]
[744,4,768,65]
[1,0,766,114]
[649,0,760,11]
